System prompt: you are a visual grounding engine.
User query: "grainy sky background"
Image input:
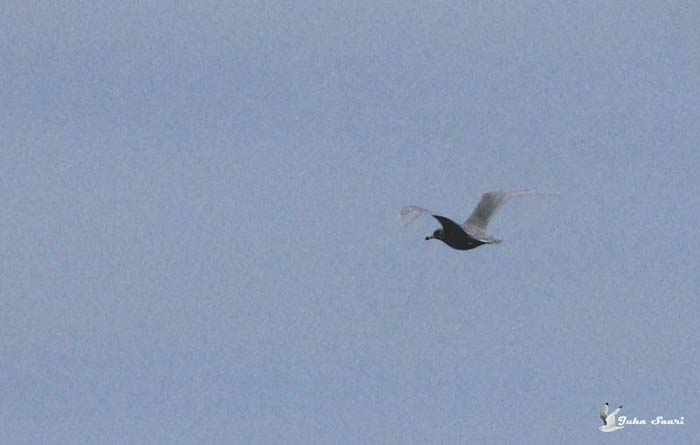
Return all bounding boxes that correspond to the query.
[2,1,699,443]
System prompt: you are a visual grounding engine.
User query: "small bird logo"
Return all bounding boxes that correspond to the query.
[599,402,624,432]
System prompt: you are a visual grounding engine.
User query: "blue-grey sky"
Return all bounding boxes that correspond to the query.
[2,1,699,443]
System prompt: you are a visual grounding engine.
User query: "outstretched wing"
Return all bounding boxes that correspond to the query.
[432,215,467,239]
[463,190,528,230]
[400,205,433,225]
[463,189,558,231]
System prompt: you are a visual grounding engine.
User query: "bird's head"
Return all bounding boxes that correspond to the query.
[425,229,443,241]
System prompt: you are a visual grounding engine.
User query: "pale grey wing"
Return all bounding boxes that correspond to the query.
[462,189,558,231]
[401,205,433,225]
[600,404,609,424]
[606,406,622,426]
[463,190,527,230]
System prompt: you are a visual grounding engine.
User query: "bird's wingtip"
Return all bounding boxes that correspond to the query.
[400,205,433,225]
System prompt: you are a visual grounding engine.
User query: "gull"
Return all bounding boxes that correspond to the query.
[401,189,556,251]
[599,402,624,432]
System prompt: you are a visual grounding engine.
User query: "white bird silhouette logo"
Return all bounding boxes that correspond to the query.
[599,402,624,432]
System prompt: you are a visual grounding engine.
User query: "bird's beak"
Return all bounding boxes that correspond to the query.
[425,235,432,240]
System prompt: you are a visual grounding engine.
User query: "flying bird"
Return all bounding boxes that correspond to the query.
[401,189,556,251]
[599,402,624,432]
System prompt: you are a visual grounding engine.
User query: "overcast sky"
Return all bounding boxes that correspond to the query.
[2,1,699,443]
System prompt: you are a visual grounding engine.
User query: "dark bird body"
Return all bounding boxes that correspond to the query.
[426,215,486,251]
